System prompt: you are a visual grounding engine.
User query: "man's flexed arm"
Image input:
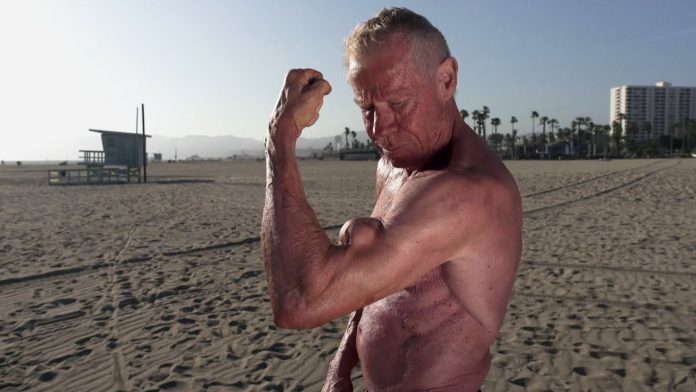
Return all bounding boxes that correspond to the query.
[262,69,332,327]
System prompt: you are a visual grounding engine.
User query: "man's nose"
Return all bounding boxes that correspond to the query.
[372,108,396,139]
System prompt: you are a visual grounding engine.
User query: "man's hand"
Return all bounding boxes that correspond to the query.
[269,68,332,143]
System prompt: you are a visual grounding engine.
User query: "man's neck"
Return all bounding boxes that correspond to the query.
[406,116,458,175]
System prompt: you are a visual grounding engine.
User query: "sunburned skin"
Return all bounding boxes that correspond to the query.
[262,22,522,392]
[336,128,519,391]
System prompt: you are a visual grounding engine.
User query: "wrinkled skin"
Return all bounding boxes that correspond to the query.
[262,33,522,392]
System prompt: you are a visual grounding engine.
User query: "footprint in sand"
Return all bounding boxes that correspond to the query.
[572,367,587,376]
[682,356,696,366]
[509,377,530,387]
[158,380,180,390]
[38,371,57,382]
[148,371,168,383]
[161,313,175,321]
[176,317,196,325]
[135,343,152,353]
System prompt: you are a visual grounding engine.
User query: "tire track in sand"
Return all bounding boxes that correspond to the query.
[0,161,679,286]
[524,160,680,215]
[520,159,660,198]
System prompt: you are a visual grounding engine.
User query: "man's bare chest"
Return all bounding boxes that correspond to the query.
[372,167,409,218]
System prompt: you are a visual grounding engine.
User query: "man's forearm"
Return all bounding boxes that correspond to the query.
[261,135,332,326]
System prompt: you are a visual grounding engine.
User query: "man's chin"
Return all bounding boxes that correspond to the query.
[383,152,419,170]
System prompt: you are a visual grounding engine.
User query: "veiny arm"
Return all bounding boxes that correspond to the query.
[262,134,334,326]
[262,68,334,327]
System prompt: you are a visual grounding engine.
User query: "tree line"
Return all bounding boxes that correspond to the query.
[460,108,696,160]
[322,110,696,159]
[323,127,375,153]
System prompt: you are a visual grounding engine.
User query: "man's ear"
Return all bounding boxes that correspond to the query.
[436,57,458,102]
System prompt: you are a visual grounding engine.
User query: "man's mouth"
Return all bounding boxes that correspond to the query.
[376,139,402,153]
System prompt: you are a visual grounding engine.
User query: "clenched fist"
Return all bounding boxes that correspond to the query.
[268,68,332,143]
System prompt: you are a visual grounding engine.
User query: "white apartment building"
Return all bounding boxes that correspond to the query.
[610,81,696,142]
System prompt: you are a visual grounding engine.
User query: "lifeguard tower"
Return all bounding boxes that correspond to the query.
[48,129,150,185]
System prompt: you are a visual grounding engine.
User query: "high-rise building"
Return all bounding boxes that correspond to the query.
[610,81,696,142]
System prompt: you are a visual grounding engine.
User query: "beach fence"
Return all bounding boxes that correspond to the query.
[48,166,140,185]
[339,149,381,161]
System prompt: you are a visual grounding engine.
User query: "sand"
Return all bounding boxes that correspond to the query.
[0,158,695,391]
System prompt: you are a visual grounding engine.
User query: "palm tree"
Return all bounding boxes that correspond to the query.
[584,117,593,158]
[549,118,558,133]
[510,116,518,160]
[522,136,529,157]
[459,109,469,124]
[471,110,481,136]
[481,106,490,142]
[530,111,539,135]
[586,120,595,158]
[614,113,625,155]
[548,118,558,151]
[531,111,539,156]
[602,124,611,160]
[570,121,578,157]
[558,127,570,157]
[350,130,357,149]
[504,133,513,159]
[540,116,549,158]
[531,132,538,157]
[612,117,623,155]
[491,117,501,152]
[575,117,586,157]
[625,121,639,155]
[344,127,351,150]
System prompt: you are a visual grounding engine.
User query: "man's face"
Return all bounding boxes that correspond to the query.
[348,36,447,169]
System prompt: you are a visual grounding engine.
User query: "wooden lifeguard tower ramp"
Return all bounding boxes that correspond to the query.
[48,129,151,185]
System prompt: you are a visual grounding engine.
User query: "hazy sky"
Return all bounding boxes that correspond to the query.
[1,0,695,160]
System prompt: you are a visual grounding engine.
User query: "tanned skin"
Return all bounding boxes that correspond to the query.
[262,33,522,392]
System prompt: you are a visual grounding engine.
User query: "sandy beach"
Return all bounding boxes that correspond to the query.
[1,158,695,391]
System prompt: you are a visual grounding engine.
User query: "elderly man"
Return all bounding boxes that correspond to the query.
[262,7,522,392]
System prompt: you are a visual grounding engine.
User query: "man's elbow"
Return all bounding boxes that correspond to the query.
[271,293,323,330]
[273,311,305,330]
[272,306,322,330]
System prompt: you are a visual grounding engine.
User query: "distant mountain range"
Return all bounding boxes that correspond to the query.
[20,131,370,161]
[148,131,370,159]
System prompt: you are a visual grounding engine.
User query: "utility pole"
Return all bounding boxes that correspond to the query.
[142,103,147,183]
[136,107,140,182]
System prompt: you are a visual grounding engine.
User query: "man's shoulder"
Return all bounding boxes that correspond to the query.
[410,165,514,201]
[400,166,519,223]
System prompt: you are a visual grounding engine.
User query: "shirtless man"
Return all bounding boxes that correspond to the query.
[261,8,522,392]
